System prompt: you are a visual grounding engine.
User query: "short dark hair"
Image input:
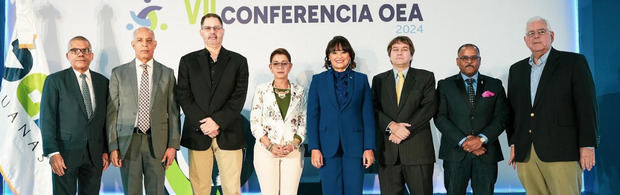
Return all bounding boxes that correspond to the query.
[387,36,415,56]
[323,36,356,69]
[270,48,291,63]
[67,35,92,51]
[200,13,223,27]
[457,43,480,56]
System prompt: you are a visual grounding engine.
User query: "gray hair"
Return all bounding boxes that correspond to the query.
[133,27,156,40]
[67,36,91,51]
[526,16,553,33]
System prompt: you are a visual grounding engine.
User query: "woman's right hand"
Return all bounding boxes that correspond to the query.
[311,149,324,168]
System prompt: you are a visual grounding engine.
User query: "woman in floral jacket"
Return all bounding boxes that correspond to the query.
[250,48,306,195]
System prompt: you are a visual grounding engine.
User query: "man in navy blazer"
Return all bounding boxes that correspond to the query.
[507,16,598,195]
[41,36,110,194]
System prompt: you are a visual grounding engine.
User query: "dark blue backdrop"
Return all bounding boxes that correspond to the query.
[579,0,620,194]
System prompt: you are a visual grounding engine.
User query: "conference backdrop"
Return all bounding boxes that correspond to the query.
[2,0,580,194]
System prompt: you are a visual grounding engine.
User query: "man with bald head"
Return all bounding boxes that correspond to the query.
[106,27,180,195]
[507,16,599,195]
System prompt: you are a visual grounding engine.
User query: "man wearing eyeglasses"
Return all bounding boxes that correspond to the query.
[372,36,437,195]
[41,36,110,194]
[506,16,599,195]
[106,27,180,195]
[434,44,509,195]
[175,13,249,195]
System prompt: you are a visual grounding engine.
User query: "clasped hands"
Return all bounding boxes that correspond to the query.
[462,135,486,156]
[199,117,220,138]
[261,136,299,158]
[388,122,411,144]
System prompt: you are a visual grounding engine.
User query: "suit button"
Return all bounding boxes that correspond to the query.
[530,113,535,117]
[528,129,532,133]
[471,116,475,120]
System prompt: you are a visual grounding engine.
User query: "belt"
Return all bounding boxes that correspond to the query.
[133,127,151,134]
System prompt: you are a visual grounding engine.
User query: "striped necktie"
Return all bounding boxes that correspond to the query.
[79,74,93,119]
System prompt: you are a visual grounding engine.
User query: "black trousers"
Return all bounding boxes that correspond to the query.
[378,159,434,195]
[52,147,102,195]
[443,156,498,195]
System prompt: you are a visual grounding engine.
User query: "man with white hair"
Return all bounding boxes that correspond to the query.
[106,27,180,195]
[506,16,599,195]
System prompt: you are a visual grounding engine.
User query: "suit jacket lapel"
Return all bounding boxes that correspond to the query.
[150,60,163,110]
[384,71,399,113]
[325,70,339,110]
[532,48,558,108]
[197,49,213,93]
[473,75,486,109]
[398,69,415,112]
[125,62,139,112]
[90,72,105,122]
[284,83,301,121]
[66,69,89,118]
[452,74,471,109]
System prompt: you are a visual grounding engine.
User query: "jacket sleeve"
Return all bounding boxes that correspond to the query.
[167,71,181,149]
[434,79,468,145]
[478,80,509,144]
[361,75,376,151]
[408,73,438,136]
[174,56,208,128]
[41,76,60,156]
[106,70,120,152]
[572,54,599,148]
[306,75,321,150]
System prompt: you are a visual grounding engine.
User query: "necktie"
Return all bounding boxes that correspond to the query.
[466,78,475,105]
[137,64,150,133]
[80,74,93,119]
[396,72,405,105]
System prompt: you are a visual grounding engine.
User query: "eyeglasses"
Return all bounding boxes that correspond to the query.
[270,62,291,67]
[69,48,92,55]
[457,55,480,61]
[526,29,549,37]
[201,26,223,31]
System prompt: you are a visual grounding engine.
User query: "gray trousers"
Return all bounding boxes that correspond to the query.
[120,133,166,195]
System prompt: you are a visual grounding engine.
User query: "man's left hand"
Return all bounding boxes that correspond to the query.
[580,147,595,171]
[362,150,374,169]
[161,148,177,170]
[102,153,110,171]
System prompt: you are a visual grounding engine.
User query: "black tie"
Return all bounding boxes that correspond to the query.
[466,78,475,106]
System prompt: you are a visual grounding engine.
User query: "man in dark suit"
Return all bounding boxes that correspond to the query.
[507,16,599,195]
[372,36,437,195]
[41,36,110,194]
[435,44,509,195]
[106,27,180,195]
[175,13,248,195]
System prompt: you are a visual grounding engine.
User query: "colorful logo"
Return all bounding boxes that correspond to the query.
[127,0,168,31]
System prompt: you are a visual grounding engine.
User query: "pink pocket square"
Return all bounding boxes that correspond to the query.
[482,90,495,98]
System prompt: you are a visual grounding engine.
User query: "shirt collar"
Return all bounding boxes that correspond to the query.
[460,72,479,82]
[73,68,91,79]
[392,67,410,79]
[135,58,154,68]
[529,48,551,67]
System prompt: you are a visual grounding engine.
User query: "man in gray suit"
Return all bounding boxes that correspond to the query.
[106,27,180,195]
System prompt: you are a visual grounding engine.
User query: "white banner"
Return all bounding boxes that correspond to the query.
[4,0,579,193]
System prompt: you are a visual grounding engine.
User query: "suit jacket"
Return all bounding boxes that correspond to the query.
[307,69,376,158]
[507,48,599,162]
[434,73,508,163]
[176,47,249,150]
[250,82,306,144]
[372,67,437,165]
[41,68,108,168]
[106,59,180,159]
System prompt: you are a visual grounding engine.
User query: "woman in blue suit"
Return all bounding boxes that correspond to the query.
[307,36,376,195]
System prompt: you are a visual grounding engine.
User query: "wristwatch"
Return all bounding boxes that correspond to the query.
[479,136,487,143]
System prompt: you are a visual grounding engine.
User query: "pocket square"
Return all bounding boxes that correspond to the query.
[482,90,495,98]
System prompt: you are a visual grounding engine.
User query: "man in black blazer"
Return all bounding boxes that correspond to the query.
[435,44,509,195]
[372,36,437,195]
[175,13,248,195]
[507,16,598,195]
[41,36,110,194]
